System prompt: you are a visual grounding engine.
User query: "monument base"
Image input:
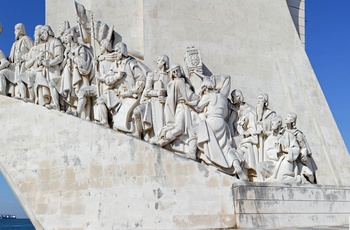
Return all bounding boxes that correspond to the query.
[233,182,350,229]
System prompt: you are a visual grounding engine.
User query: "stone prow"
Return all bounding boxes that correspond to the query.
[0,96,236,229]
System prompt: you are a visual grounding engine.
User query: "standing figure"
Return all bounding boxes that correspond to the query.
[285,112,317,183]
[132,54,170,141]
[96,42,147,130]
[17,25,43,103]
[255,93,276,162]
[63,28,93,119]
[36,25,64,110]
[236,115,259,176]
[0,23,33,96]
[228,90,256,141]
[258,115,300,183]
[196,79,248,180]
[157,64,200,156]
[93,38,116,122]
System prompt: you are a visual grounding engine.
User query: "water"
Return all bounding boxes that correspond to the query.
[0,219,35,230]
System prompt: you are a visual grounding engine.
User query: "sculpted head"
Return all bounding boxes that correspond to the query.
[170,64,185,79]
[114,42,128,61]
[58,21,70,36]
[63,28,78,45]
[271,115,283,131]
[156,54,169,70]
[285,112,297,129]
[231,89,244,105]
[257,93,269,108]
[34,25,43,45]
[200,78,215,95]
[40,25,54,42]
[100,39,112,53]
[14,23,26,40]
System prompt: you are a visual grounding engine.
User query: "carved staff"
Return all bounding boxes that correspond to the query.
[90,12,101,98]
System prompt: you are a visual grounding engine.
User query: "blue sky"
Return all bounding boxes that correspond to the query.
[0,0,349,219]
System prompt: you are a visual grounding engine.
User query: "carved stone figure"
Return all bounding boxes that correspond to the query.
[0,51,10,82]
[285,112,318,183]
[236,115,258,174]
[258,115,301,183]
[196,79,248,180]
[36,25,64,110]
[132,54,170,141]
[17,25,43,103]
[62,28,93,119]
[93,38,116,121]
[255,93,276,162]
[0,23,33,97]
[157,64,200,156]
[96,42,147,130]
[227,89,255,136]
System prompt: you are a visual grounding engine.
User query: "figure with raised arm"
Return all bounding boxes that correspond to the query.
[196,79,248,180]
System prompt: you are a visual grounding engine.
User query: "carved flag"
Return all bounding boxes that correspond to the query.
[74,1,90,25]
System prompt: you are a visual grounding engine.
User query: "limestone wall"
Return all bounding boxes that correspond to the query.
[0,97,236,229]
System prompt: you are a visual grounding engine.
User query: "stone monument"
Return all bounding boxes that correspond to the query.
[0,0,349,229]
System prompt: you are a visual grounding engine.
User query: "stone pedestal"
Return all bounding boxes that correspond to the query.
[233,182,350,229]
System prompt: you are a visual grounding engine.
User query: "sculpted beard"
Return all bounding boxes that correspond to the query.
[256,101,264,121]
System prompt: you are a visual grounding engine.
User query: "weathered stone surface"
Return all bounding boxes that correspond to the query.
[0,96,236,229]
[233,182,350,229]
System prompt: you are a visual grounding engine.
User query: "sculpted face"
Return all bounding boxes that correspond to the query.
[115,46,123,61]
[257,95,266,107]
[14,25,21,40]
[40,29,49,42]
[171,66,182,79]
[271,117,282,131]
[58,23,65,36]
[156,56,165,69]
[232,92,241,105]
[285,114,294,124]
[34,26,42,44]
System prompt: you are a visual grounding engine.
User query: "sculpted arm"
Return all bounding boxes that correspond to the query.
[50,43,64,66]
[196,94,210,113]
[0,58,10,70]
[286,132,300,162]
[265,138,278,161]
[120,66,145,97]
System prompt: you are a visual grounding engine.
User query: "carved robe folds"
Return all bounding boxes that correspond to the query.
[259,129,300,182]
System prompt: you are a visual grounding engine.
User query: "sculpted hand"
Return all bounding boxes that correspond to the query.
[43,60,50,68]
